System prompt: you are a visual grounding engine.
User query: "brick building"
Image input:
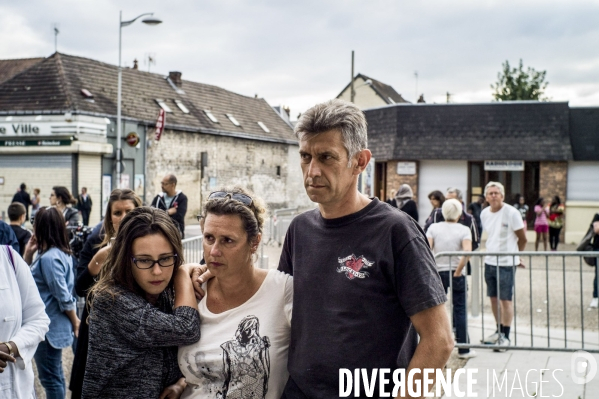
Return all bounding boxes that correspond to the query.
[364,101,599,243]
[0,53,311,226]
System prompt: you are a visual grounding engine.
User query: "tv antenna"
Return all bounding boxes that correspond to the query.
[53,23,60,52]
[414,71,418,103]
[144,53,157,72]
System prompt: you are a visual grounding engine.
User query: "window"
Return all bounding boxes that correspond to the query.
[155,99,172,113]
[226,114,241,127]
[81,88,93,98]
[174,99,190,114]
[257,121,270,133]
[204,110,219,123]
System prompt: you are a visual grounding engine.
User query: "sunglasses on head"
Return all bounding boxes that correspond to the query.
[208,191,253,206]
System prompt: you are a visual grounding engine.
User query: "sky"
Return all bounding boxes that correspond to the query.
[2,0,598,120]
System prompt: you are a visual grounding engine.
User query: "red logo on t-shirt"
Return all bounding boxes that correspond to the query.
[337,254,374,280]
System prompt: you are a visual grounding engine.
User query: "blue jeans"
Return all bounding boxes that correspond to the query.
[34,338,66,399]
[439,271,469,354]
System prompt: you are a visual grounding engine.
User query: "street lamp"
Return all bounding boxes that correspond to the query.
[116,11,162,188]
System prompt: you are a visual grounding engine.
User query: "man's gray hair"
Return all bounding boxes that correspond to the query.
[484,181,505,197]
[446,187,462,201]
[294,99,367,167]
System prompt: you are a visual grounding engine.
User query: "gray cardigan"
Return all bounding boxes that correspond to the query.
[82,288,200,399]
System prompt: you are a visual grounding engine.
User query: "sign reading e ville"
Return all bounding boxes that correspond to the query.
[0,124,41,134]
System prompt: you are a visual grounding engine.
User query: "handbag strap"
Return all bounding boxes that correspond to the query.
[4,245,15,273]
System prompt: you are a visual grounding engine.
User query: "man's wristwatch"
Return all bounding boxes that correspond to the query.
[1,342,15,357]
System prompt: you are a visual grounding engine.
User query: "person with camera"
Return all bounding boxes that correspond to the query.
[69,189,142,399]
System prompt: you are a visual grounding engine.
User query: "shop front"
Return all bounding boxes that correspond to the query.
[0,114,112,226]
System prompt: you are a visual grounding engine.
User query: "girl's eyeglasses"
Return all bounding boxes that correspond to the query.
[131,254,177,269]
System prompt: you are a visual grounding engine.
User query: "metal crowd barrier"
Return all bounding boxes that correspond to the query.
[268,207,299,246]
[434,251,599,353]
[182,235,204,264]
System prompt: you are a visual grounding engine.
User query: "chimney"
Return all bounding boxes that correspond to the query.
[169,71,182,87]
[133,59,138,70]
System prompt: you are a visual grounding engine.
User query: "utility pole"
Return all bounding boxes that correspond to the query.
[53,24,59,52]
[350,50,355,103]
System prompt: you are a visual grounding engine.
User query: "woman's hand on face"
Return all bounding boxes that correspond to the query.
[25,235,37,255]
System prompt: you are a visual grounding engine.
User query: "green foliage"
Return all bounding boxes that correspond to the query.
[491,59,549,101]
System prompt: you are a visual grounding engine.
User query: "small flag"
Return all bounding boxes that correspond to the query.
[154,109,166,141]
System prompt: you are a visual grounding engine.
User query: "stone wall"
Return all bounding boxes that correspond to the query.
[146,128,311,222]
[539,161,568,241]
[384,161,419,202]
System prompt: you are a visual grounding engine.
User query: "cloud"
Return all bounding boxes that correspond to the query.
[1,0,598,116]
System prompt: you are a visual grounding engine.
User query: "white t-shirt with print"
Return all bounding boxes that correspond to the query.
[178,269,292,399]
[426,222,472,271]
[481,203,524,266]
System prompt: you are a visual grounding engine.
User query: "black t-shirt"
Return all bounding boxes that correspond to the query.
[278,198,447,398]
[9,225,31,257]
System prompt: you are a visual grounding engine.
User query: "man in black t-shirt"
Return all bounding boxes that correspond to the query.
[278,99,453,398]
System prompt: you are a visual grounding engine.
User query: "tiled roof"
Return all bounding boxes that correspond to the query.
[365,101,574,161]
[0,57,44,84]
[570,108,599,161]
[359,74,409,104]
[0,53,296,144]
[337,73,409,104]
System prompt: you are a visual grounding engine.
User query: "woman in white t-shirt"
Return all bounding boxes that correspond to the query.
[178,188,292,399]
[426,199,473,359]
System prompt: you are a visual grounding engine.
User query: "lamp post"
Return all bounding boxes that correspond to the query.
[116,11,162,188]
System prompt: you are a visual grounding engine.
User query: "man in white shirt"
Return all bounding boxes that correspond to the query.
[480,181,527,350]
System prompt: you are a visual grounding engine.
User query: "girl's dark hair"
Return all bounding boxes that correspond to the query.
[551,196,561,207]
[428,190,445,206]
[200,187,267,244]
[535,197,544,206]
[52,186,77,205]
[99,189,143,247]
[34,207,71,255]
[90,207,183,302]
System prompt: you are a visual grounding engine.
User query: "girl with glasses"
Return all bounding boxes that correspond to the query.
[82,207,201,398]
[69,189,142,399]
[179,187,292,399]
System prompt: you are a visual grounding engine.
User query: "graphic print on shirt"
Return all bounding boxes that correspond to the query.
[182,315,271,399]
[337,254,374,280]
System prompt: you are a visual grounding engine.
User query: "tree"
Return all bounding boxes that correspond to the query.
[491,59,549,101]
